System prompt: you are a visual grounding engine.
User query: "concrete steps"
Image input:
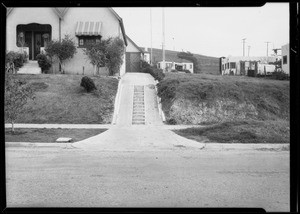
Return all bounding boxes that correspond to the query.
[132,85,145,125]
[18,60,41,74]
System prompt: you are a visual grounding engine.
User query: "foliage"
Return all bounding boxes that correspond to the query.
[84,37,125,76]
[183,69,191,73]
[140,60,151,70]
[36,53,52,73]
[5,74,35,133]
[141,67,165,82]
[80,76,97,92]
[177,51,199,72]
[106,37,125,76]
[84,38,111,75]
[45,35,77,74]
[271,71,289,80]
[6,51,28,70]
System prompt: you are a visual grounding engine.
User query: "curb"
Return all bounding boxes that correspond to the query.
[111,77,123,125]
[5,142,77,149]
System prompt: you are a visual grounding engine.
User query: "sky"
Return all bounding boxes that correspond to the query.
[114,3,289,58]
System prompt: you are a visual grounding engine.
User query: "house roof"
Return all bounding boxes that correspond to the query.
[126,36,144,53]
[6,7,127,46]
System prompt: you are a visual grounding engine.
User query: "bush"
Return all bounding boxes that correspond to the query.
[171,69,178,73]
[183,69,191,73]
[6,51,27,69]
[272,71,289,80]
[45,35,77,74]
[142,67,165,82]
[80,76,97,92]
[36,54,52,73]
[140,60,151,70]
[106,37,125,76]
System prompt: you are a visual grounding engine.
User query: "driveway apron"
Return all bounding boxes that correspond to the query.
[72,73,205,151]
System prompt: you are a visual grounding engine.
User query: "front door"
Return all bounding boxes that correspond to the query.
[34,32,42,60]
[25,32,33,60]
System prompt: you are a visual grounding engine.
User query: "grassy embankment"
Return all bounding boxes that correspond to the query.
[157,73,289,144]
[5,74,119,124]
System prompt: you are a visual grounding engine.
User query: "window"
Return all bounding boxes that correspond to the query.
[77,36,101,47]
[283,55,287,64]
[230,62,236,69]
[190,64,192,69]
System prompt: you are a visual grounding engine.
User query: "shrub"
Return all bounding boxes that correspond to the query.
[106,37,125,76]
[183,69,191,73]
[6,51,27,69]
[171,69,178,73]
[140,60,151,70]
[272,71,289,80]
[142,67,165,82]
[80,76,97,92]
[36,54,52,73]
[45,35,77,74]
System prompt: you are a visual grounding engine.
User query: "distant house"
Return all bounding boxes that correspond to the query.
[220,56,278,76]
[281,43,289,75]
[140,47,194,73]
[125,36,144,73]
[6,7,131,76]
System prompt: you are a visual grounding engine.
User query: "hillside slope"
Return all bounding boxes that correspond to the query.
[141,47,220,75]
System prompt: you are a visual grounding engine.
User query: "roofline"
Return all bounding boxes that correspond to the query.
[126,35,144,53]
[109,8,128,46]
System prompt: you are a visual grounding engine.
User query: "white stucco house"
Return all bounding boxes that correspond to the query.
[6,7,134,76]
[281,43,289,75]
[220,56,277,76]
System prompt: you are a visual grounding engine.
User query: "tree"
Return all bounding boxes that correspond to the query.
[177,51,200,72]
[45,35,77,74]
[84,37,125,76]
[83,38,111,76]
[5,74,35,133]
[106,37,125,76]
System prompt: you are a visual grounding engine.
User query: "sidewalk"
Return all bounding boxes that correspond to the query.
[5,124,112,129]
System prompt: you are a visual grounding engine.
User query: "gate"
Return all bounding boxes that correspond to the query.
[126,52,141,73]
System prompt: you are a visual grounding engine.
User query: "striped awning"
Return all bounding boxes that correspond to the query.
[75,21,102,36]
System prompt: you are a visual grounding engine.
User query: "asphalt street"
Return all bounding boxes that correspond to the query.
[5,145,289,211]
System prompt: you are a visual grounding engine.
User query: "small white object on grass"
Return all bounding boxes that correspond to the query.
[56,137,72,142]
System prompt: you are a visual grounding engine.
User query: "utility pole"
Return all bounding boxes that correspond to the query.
[162,7,165,72]
[248,45,251,56]
[172,37,175,51]
[150,8,153,66]
[265,41,270,56]
[242,38,246,57]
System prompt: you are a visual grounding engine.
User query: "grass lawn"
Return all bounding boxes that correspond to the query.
[5,128,107,143]
[173,120,289,144]
[5,74,118,124]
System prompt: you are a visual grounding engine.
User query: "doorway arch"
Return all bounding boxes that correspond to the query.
[16,23,52,60]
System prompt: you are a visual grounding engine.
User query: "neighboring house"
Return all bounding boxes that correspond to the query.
[125,35,144,73]
[220,56,277,76]
[157,61,194,73]
[140,47,193,73]
[281,43,289,75]
[6,7,129,76]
